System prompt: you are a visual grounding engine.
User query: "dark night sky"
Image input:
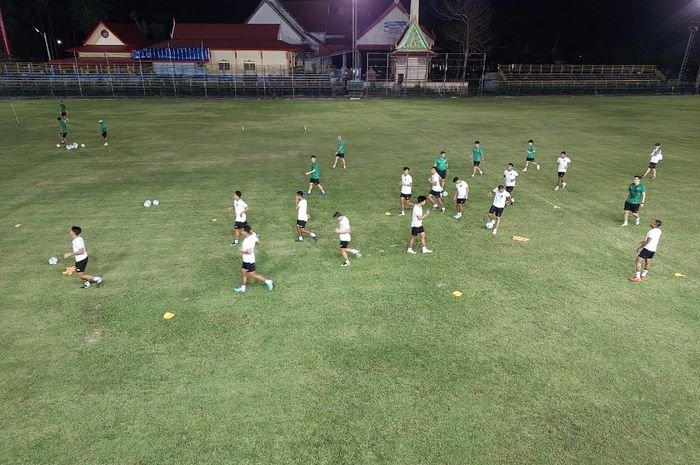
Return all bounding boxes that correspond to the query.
[7,0,700,72]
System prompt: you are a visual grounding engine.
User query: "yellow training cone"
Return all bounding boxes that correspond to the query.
[553,205,561,209]
[452,291,463,298]
[674,272,686,278]
[14,223,22,228]
[211,218,219,223]
[384,212,392,216]
[163,312,175,320]
[512,236,530,243]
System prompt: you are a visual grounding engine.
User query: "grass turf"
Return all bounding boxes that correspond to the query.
[0,96,698,465]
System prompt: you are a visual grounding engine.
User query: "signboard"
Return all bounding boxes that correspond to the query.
[133,48,209,61]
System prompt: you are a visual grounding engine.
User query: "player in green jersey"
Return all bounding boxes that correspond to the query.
[99,120,108,146]
[57,117,68,146]
[470,141,484,177]
[305,155,326,196]
[433,151,449,193]
[523,139,540,171]
[622,176,647,227]
[332,135,346,169]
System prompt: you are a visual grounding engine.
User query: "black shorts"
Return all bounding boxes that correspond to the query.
[242,262,256,272]
[456,198,466,204]
[638,248,655,260]
[489,205,504,217]
[505,186,515,193]
[61,132,67,138]
[430,190,442,198]
[296,220,307,228]
[558,172,566,178]
[101,132,107,138]
[234,221,248,230]
[411,226,424,236]
[473,160,481,166]
[526,156,535,161]
[624,201,640,213]
[648,162,657,169]
[336,153,345,158]
[400,193,412,200]
[437,169,447,179]
[339,240,350,249]
[61,112,67,117]
[310,178,320,185]
[75,257,88,272]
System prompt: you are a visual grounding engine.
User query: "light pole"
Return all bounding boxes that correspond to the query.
[33,26,52,61]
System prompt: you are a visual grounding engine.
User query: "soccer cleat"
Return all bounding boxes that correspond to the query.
[94,277,103,285]
[635,218,640,226]
[295,238,304,242]
[554,186,560,191]
[320,192,327,196]
[266,280,274,291]
[640,275,648,281]
[104,142,108,146]
[441,208,446,213]
[649,176,656,180]
[422,248,432,254]
[81,281,91,289]
[233,287,246,294]
[492,228,498,235]
[306,191,311,195]
[621,223,628,227]
[230,241,238,247]
[562,182,567,189]
[312,233,319,242]
[523,168,528,172]
[341,261,351,267]
[399,211,405,216]
[537,165,540,170]
[628,276,641,282]
[511,198,515,204]
[471,174,475,178]
[407,248,417,254]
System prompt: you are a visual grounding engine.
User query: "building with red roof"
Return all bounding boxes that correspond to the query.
[246,0,433,72]
[49,21,149,66]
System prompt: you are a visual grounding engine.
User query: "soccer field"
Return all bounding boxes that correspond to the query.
[1,96,698,465]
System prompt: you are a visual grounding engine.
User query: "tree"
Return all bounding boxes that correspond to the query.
[432,0,494,80]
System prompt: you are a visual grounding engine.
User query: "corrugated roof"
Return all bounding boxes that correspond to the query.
[173,23,280,41]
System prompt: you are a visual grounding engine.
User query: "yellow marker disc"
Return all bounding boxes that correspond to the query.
[452,291,463,298]
[163,312,175,320]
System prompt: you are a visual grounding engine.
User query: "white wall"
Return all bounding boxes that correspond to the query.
[84,24,126,46]
[357,7,408,46]
[247,2,304,45]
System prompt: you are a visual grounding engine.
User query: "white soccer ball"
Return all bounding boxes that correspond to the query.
[485,222,494,230]
[48,257,58,265]
[143,200,152,208]
[152,200,160,206]
[80,143,86,148]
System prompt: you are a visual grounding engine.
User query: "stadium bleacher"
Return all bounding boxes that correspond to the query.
[499,64,665,83]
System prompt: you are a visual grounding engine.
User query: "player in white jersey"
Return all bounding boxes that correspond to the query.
[629,219,662,282]
[295,191,318,242]
[63,226,103,289]
[486,185,512,235]
[399,167,414,216]
[234,226,273,293]
[452,176,469,219]
[229,190,249,246]
[427,167,446,213]
[407,195,433,254]
[334,212,361,267]
[642,143,663,180]
[554,151,571,191]
[502,163,519,203]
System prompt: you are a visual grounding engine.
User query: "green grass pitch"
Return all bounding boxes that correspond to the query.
[1,96,698,465]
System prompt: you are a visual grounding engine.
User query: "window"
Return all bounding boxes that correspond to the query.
[218,61,231,72]
[244,61,256,73]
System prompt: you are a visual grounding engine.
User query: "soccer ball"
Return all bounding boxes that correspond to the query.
[485,222,494,230]
[56,144,61,148]
[143,200,152,208]
[152,200,160,206]
[80,143,86,148]
[48,257,58,265]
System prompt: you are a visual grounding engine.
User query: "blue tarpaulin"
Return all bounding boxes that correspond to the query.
[133,48,209,61]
